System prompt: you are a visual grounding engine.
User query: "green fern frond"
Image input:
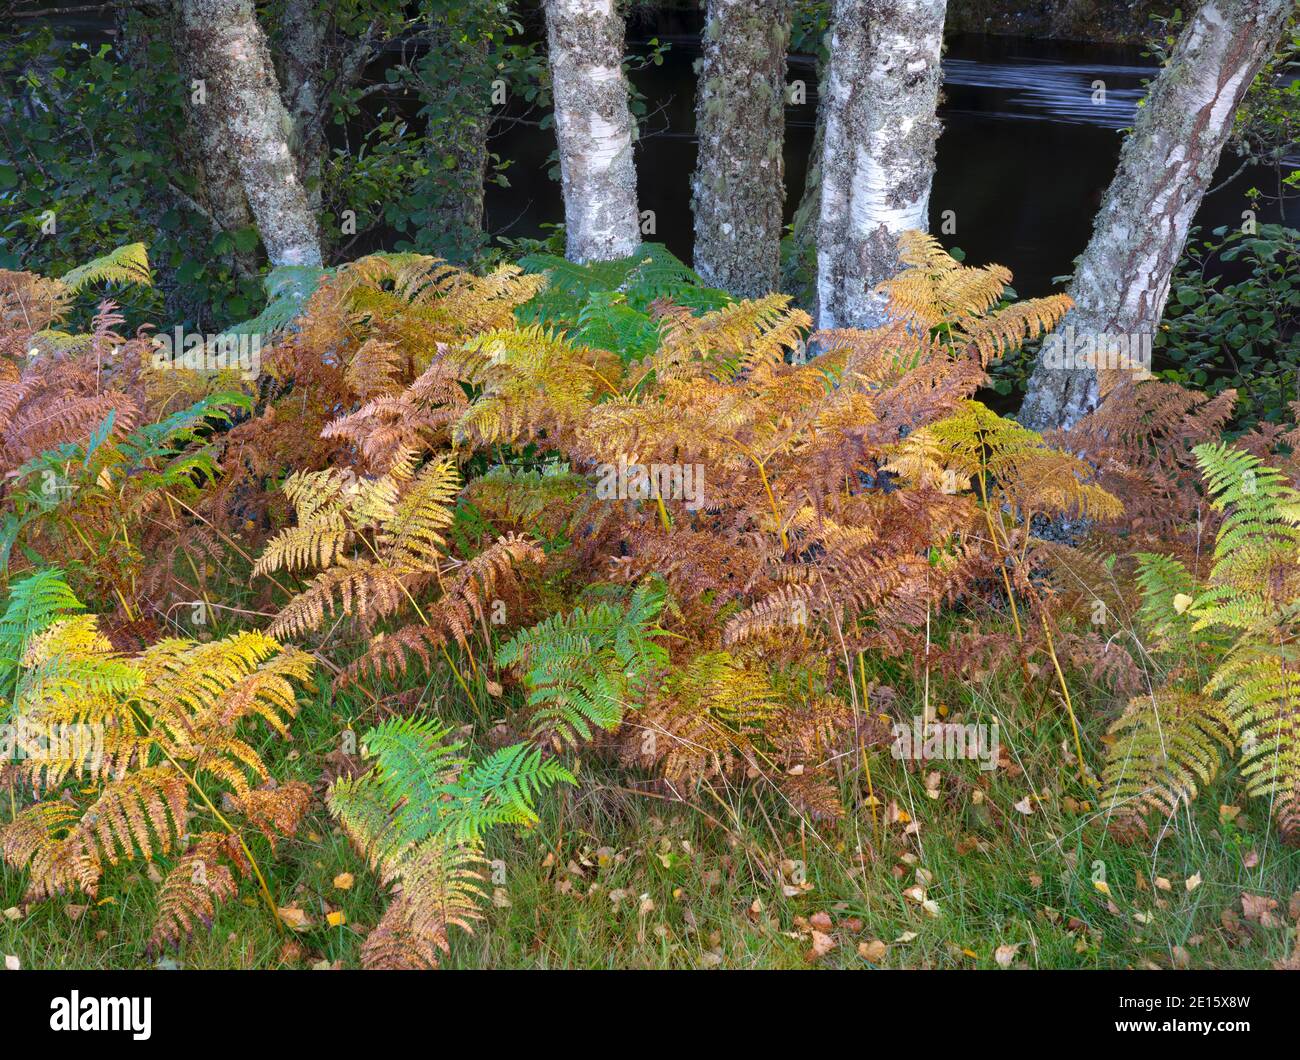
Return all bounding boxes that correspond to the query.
[1101,690,1235,842]
[60,243,151,292]
[496,582,669,747]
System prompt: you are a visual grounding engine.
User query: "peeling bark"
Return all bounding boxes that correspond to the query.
[543,0,642,264]
[1019,0,1295,431]
[815,0,947,331]
[178,0,323,267]
[692,0,792,298]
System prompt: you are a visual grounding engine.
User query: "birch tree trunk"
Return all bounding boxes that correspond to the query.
[1019,0,1295,431]
[178,0,323,267]
[276,0,328,213]
[418,3,495,260]
[692,0,792,298]
[164,2,259,280]
[815,0,947,331]
[543,0,642,264]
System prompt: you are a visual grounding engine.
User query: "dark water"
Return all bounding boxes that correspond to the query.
[487,28,1294,297]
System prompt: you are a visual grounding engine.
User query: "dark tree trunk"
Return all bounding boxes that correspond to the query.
[692,0,793,298]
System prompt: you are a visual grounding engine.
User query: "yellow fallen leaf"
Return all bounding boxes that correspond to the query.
[1093,879,1111,897]
[277,906,313,931]
[1173,593,1194,614]
[332,872,354,891]
[859,939,887,962]
[1185,873,1202,893]
[326,911,346,928]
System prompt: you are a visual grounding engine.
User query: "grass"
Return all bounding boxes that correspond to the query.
[5,617,1300,971]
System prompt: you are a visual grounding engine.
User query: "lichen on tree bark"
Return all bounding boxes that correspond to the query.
[178,0,323,267]
[692,0,793,298]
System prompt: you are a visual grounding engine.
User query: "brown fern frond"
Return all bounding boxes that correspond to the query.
[358,840,489,970]
[147,832,241,954]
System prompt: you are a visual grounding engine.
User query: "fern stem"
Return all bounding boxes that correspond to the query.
[440,643,477,705]
[974,467,1023,641]
[729,438,787,551]
[654,493,672,532]
[1040,613,1090,787]
[128,703,283,932]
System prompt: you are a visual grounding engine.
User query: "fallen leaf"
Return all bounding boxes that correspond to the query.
[4,954,18,971]
[1242,893,1281,928]
[1173,593,1193,614]
[806,930,836,960]
[858,939,887,962]
[994,943,1021,967]
[1185,873,1202,893]
[332,872,354,891]
[1013,795,1034,815]
[810,911,833,933]
[277,906,313,931]
[326,911,346,928]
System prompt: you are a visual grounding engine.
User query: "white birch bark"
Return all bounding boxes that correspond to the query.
[543,0,642,264]
[1019,0,1295,431]
[178,0,323,267]
[692,0,792,298]
[815,0,947,331]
